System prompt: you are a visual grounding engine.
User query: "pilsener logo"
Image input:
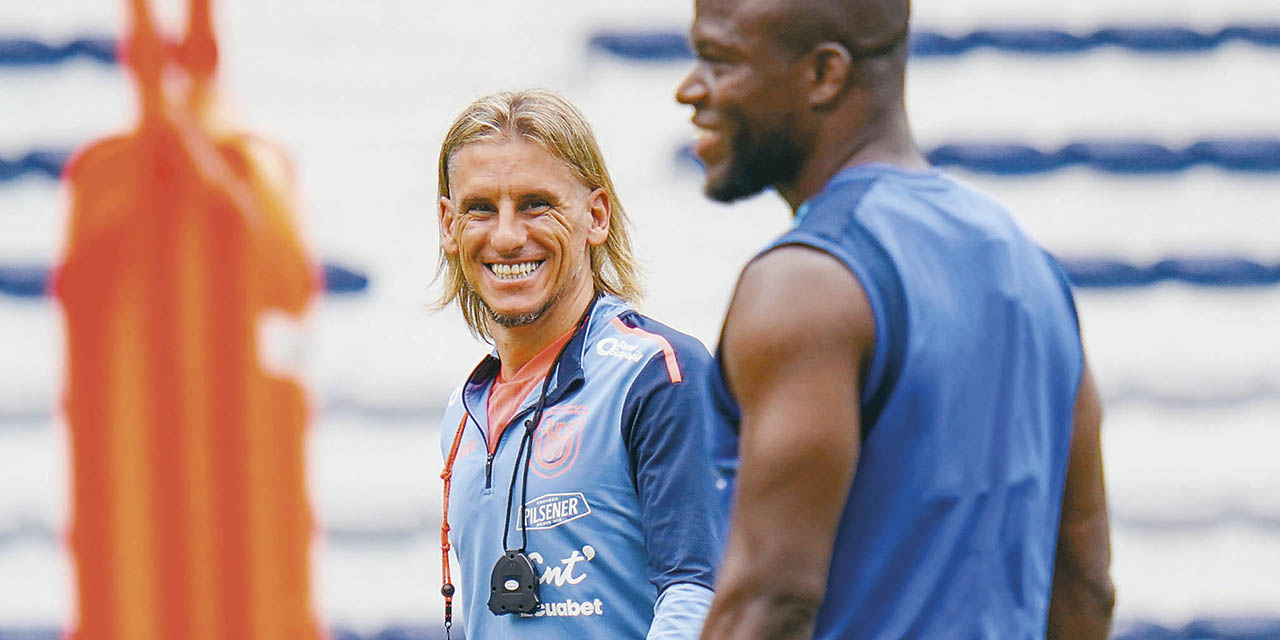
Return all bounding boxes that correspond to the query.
[595,337,644,362]
[522,492,592,531]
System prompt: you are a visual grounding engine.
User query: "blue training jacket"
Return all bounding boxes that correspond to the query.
[709,164,1084,639]
[442,295,723,639]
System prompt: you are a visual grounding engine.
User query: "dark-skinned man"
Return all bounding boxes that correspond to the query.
[675,0,1115,638]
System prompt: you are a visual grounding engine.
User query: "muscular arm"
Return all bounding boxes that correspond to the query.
[701,246,874,640]
[1047,362,1115,638]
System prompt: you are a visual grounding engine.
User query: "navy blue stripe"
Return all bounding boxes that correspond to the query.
[588,25,1280,61]
[768,177,907,441]
[782,227,908,442]
[2,621,1280,640]
[1060,258,1280,288]
[2,620,1271,640]
[0,263,369,297]
[0,150,68,182]
[8,138,1280,186]
[3,258,1279,299]
[4,504,1280,547]
[5,25,1280,68]
[1042,250,1081,334]
[0,36,115,66]
[840,225,907,441]
[676,139,1280,177]
[5,376,1278,430]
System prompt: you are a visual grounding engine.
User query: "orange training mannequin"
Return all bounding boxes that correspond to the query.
[56,1,323,638]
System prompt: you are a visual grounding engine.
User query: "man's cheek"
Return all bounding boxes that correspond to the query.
[541,209,577,234]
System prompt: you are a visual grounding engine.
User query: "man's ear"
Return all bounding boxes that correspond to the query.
[440,196,459,254]
[585,188,611,247]
[807,42,854,109]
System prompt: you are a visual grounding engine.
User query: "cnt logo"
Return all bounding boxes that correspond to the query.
[523,545,607,619]
[528,544,596,587]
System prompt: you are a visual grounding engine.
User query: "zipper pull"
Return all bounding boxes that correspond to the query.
[485,453,494,489]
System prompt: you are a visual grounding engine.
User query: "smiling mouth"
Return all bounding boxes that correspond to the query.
[486,260,544,280]
[692,124,721,160]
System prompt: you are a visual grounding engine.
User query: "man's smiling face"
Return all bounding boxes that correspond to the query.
[440,137,608,330]
[676,0,808,202]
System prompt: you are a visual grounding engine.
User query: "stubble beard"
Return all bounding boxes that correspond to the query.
[483,291,560,328]
[706,115,804,204]
[472,267,576,329]
[468,256,593,332]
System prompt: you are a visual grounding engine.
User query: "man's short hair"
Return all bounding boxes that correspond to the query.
[435,89,642,339]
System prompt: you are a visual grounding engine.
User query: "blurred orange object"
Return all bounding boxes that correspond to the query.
[54,1,323,639]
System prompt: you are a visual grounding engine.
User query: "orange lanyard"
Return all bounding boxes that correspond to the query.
[440,412,469,635]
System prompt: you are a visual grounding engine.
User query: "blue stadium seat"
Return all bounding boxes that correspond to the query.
[0,629,59,640]
[0,265,49,298]
[1112,620,1182,640]
[327,627,361,640]
[1182,617,1280,640]
[0,263,370,297]
[323,264,371,295]
[372,625,450,640]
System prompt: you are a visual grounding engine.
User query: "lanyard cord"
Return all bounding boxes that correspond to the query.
[501,366,554,552]
[502,293,598,550]
[439,413,469,637]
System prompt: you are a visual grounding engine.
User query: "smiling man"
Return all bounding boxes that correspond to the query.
[676,0,1114,638]
[434,89,723,639]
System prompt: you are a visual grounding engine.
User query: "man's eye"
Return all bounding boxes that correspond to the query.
[704,57,731,74]
[525,200,552,213]
[695,45,724,64]
[467,204,496,215]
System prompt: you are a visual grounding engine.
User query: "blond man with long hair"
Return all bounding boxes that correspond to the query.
[434,89,723,640]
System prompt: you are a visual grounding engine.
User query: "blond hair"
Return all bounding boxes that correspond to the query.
[435,89,642,339]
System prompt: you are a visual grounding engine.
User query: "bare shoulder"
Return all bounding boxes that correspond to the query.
[726,244,874,357]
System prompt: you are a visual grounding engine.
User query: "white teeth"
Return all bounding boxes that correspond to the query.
[488,261,542,280]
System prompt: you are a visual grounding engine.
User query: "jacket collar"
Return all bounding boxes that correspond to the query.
[460,294,628,416]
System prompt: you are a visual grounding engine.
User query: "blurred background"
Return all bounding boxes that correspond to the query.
[2,0,1278,638]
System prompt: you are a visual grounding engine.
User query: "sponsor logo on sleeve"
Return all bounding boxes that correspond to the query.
[595,337,645,363]
[521,492,592,531]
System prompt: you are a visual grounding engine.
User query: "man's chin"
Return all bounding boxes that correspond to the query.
[482,296,558,330]
[488,308,545,328]
[704,170,768,203]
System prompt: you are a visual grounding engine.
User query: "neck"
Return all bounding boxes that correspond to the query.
[489,280,596,379]
[777,102,928,212]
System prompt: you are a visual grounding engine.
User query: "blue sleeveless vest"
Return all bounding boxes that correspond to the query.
[709,164,1083,639]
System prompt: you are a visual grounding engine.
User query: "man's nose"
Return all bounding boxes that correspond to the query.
[675,66,708,106]
[490,208,527,253]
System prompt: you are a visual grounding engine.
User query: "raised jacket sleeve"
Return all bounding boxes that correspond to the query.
[620,327,725,604]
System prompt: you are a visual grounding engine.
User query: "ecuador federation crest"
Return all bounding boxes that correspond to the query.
[531,405,588,479]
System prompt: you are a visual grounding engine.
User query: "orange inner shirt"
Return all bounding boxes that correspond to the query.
[485,328,576,454]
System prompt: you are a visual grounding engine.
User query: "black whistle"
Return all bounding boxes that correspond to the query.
[487,549,541,616]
